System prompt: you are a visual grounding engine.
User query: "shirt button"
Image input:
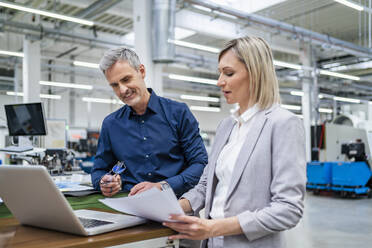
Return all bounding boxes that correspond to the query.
[148,172,152,176]
[145,155,149,158]
[143,137,147,140]
[141,120,145,124]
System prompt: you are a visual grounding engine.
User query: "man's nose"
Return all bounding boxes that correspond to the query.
[119,84,128,94]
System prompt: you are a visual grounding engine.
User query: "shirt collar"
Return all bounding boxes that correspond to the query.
[127,88,160,117]
[232,104,260,125]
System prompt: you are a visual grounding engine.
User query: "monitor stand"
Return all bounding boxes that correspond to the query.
[0,136,33,153]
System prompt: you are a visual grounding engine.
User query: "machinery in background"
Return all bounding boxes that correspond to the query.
[307,124,372,197]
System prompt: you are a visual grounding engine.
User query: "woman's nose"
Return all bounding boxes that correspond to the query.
[217,75,225,87]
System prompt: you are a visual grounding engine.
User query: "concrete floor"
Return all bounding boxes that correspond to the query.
[286,192,372,248]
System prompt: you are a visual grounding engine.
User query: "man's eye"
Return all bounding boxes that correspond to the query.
[121,77,130,82]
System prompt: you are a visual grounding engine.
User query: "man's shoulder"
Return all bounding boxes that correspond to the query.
[158,96,189,112]
[103,105,127,123]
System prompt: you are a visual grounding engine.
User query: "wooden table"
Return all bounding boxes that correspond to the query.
[0,216,176,248]
[0,193,177,248]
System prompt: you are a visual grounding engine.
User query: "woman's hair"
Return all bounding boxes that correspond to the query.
[99,47,141,74]
[219,36,281,109]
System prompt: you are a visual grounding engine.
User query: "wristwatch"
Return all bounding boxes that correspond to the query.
[159,181,171,191]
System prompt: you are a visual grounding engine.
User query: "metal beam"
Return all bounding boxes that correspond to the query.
[186,0,372,59]
[0,19,127,47]
[59,0,123,30]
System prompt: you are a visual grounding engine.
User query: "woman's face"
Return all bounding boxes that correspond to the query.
[217,49,252,111]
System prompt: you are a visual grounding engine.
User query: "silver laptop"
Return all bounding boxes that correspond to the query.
[0,165,146,236]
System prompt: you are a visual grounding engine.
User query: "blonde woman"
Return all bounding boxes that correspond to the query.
[164,37,306,248]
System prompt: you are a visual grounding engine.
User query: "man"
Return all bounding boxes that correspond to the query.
[91,47,208,198]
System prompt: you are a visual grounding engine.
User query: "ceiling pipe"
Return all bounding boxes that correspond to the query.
[0,19,127,47]
[186,0,372,59]
[59,0,123,30]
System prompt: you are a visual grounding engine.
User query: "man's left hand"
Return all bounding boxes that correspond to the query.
[129,181,161,196]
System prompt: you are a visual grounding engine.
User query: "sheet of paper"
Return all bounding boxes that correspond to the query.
[99,187,184,222]
[54,182,93,192]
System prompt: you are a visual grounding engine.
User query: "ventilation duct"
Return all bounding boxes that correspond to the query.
[152,0,175,63]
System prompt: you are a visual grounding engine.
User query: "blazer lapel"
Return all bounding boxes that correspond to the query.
[205,118,235,214]
[225,110,268,200]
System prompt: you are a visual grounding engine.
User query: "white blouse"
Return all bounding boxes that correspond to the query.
[209,104,260,219]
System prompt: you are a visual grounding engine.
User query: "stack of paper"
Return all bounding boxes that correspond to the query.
[99,187,184,223]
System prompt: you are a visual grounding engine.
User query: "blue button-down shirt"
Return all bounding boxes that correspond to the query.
[91,89,208,196]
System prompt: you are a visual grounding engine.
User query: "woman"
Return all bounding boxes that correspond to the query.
[163,36,306,248]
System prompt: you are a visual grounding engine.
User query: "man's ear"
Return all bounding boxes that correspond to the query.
[139,64,145,79]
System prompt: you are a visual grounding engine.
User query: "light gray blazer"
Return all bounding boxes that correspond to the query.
[182,105,306,248]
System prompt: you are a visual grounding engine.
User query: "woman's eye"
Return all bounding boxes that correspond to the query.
[226,72,234,76]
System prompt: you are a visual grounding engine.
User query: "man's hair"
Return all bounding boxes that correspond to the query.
[99,47,141,74]
[218,36,281,110]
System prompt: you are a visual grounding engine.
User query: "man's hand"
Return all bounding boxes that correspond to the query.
[129,181,161,196]
[100,174,121,197]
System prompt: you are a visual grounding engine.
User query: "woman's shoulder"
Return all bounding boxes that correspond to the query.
[265,105,301,125]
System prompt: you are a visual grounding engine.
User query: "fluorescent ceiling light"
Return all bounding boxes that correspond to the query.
[169,40,220,53]
[180,94,219,102]
[333,0,364,11]
[6,91,61,99]
[319,69,360,81]
[290,91,326,99]
[333,96,361,103]
[190,106,221,112]
[0,2,94,26]
[281,104,301,111]
[73,61,100,69]
[274,60,303,70]
[82,97,123,104]
[40,81,93,90]
[319,108,333,113]
[322,62,341,69]
[290,91,304,96]
[192,4,212,12]
[0,50,24,57]
[121,32,135,45]
[169,74,217,85]
[175,27,196,40]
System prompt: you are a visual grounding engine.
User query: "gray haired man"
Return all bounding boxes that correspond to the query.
[91,47,208,199]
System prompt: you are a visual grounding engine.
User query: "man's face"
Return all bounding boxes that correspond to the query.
[105,60,147,108]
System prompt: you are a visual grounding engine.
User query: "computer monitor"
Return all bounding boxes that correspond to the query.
[4,102,47,136]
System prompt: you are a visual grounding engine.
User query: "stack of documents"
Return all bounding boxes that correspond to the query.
[100,187,184,222]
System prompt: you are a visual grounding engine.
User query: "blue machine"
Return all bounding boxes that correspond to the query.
[307,162,332,191]
[307,141,372,197]
[331,162,372,195]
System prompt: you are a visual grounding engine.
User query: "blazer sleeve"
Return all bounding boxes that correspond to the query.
[237,115,306,241]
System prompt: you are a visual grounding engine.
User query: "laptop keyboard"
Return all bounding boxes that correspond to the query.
[78,217,114,229]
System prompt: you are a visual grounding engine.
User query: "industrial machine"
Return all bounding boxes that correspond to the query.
[307,139,372,197]
[307,118,372,197]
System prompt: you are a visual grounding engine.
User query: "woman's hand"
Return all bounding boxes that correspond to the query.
[163,215,216,240]
[163,215,243,240]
